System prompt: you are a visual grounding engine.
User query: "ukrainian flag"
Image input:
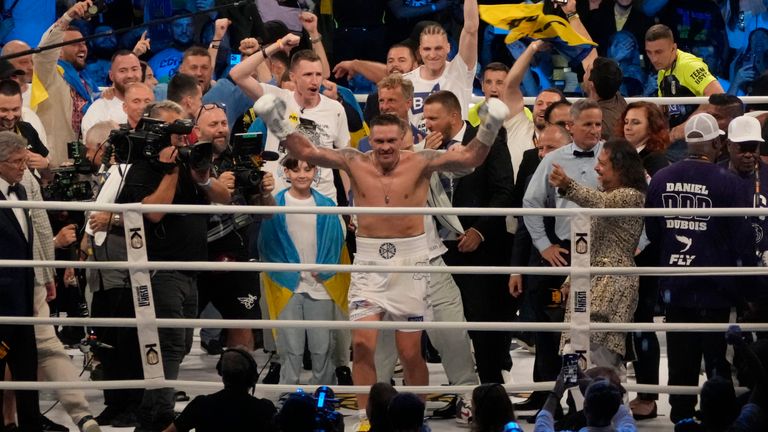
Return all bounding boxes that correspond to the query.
[258,188,350,329]
[479,3,596,62]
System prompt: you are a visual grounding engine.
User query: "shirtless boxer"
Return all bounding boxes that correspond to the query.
[253,93,508,414]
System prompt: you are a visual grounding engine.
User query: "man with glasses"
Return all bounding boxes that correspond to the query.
[193,102,275,352]
[0,131,43,432]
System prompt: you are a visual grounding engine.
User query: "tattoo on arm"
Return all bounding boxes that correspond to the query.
[419,149,468,175]
[339,147,363,161]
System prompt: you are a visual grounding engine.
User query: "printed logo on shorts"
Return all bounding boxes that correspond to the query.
[238,294,258,310]
[412,261,429,281]
[407,316,424,322]
[379,242,397,259]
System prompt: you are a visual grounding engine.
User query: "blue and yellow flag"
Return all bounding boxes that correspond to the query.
[479,3,596,62]
[29,71,49,110]
[258,188,350,327]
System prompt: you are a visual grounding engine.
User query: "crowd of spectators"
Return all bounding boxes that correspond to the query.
[2,0,768,431]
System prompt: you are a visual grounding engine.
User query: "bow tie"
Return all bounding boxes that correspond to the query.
[8,183,23,196]
[573,150,595,158]
[7,183,26,201]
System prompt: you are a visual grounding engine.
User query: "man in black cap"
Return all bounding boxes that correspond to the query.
[646,113,756,423]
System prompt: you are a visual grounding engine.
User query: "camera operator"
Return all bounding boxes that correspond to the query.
[193,102,275,351]
[77,120,151,428]
[82,87,155,427]
[115,100,230,431]
[162,347,277,432]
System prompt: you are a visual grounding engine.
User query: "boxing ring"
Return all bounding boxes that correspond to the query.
[3,95,768,430]
[1,198,767,400]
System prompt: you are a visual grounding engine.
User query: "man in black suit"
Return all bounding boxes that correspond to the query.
[510,125,573,292]
[422,90,515,384]
[509,127,573,380]
[0,131,42,431]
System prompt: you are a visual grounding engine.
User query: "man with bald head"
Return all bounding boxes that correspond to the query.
[192,103,274,352]
[1,40,33,101]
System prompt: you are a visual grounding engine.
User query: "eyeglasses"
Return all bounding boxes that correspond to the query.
[195,102,227,124]
[1,157,28,169]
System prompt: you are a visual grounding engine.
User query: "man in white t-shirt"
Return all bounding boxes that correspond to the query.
[404,0,479,133]
[498,41,566,175]
[80,50,142,138]
[231,35,350,201]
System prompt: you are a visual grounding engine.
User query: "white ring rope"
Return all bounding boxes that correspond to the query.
[2,316,767,332]
[351,95,768,105]
[5,200,768,218]
[4,259,768,278]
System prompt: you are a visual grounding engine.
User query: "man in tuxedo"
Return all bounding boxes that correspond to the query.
[0,131,42,431]
[423,90,515,384]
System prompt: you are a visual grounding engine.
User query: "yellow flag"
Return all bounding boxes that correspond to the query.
[320,0,332,15]
[29,70,51,110]
[479,3,597,47]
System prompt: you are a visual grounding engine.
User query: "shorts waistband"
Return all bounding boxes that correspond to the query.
[355,234,428,259]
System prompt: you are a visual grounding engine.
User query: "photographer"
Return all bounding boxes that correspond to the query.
[534,363,637,432]
[115,100,230,431]
[193,102,275,351]
[82,120,148,428]
[162,347,277,432]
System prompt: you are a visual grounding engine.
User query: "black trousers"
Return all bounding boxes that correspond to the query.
[632,276,661,401]
[529,272,567,384]
[444,243,516,384]
[666,306,731,423]
[526,240,570,401]
[0,324,41,432]
[91,288,144,410]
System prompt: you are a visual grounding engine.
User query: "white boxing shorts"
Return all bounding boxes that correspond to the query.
[348,234,431,331]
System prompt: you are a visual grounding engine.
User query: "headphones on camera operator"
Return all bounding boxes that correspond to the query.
[216,347,259,394]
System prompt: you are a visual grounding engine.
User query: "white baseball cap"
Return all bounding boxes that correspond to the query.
[728,115,764,143]
[685,113,725,143]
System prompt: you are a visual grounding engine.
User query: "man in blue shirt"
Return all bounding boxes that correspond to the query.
[519,99,603,412]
